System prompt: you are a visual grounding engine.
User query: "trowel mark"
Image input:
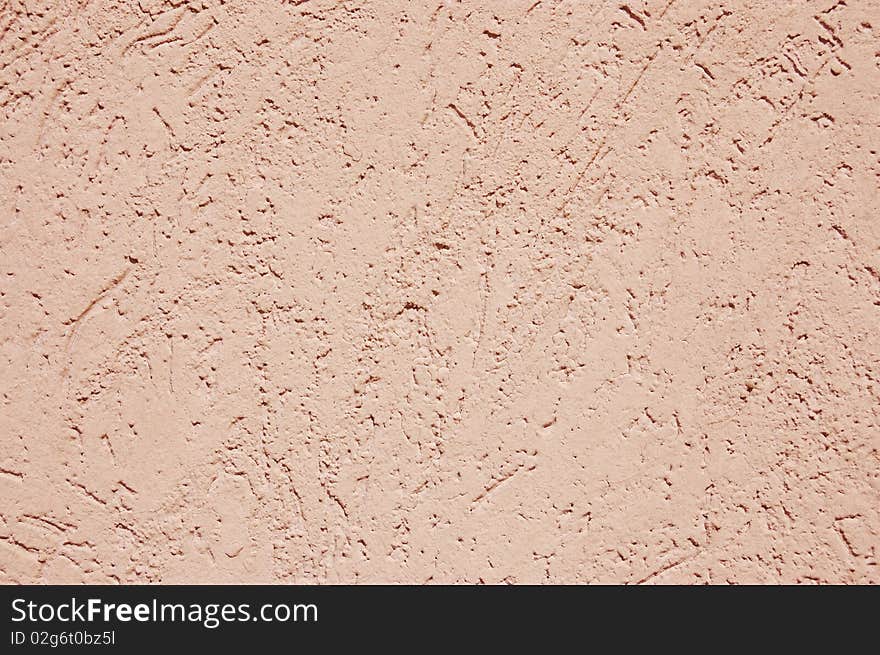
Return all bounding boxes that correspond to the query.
[62,268,130,376]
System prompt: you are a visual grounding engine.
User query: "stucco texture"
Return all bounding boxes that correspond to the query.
[0,0,878,584]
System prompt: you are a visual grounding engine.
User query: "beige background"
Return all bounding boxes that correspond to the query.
[1,0,878,584]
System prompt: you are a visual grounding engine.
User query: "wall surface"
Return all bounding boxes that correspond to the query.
[1,0,878,584]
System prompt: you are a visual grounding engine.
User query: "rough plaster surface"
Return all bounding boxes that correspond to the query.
[1,0,878,585]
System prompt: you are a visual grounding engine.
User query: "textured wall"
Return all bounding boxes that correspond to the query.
[1,0,878,584]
